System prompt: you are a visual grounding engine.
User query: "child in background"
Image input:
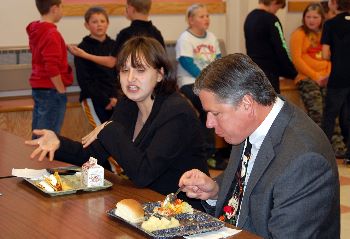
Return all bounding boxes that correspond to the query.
[321,0,337,19]
[321,0,350,164]
[115,0,165,54]
[27,0,73,137]
[291,2,346,157]
[244,0,297,93]
[321,0,348,158]
[290,3,330,127]
[69,0,165,68]
[176,4,222,169]
[74,7,119,127]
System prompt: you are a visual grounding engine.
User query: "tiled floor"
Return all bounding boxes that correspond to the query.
[209,159,350,238]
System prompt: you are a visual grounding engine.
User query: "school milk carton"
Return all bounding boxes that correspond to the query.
[82,157,104,187]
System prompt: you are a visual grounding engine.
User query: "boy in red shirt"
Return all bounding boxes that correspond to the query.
[27,0,73,138]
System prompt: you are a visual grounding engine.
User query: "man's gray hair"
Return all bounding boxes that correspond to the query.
[194,53,277,107]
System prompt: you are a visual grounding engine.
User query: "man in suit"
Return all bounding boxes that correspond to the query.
[179,53,340,238]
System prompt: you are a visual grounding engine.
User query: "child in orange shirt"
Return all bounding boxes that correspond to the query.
[290,3,330,127]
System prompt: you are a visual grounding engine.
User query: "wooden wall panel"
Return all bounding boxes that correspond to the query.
[0,106,93,141]
[0,111,33,140]
[62,1,226,16]
[280,80,306,111]
[288,1,316,12]
[61,107,94,141]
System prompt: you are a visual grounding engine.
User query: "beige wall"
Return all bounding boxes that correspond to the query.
[0,0,303,54]
[226,0,303,54]
[0,1,226,47]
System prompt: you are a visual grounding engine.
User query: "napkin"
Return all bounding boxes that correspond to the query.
[12,168,50,180]
[183,227,241,239]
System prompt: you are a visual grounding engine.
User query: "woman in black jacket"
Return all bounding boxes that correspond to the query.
[25,36,209,210]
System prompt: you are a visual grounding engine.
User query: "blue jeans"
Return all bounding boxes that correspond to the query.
[32,89,67,138]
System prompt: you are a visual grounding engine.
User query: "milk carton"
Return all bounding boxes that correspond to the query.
[82,157,104,187]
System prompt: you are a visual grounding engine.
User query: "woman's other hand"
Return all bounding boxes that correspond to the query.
[24,129,60,161]
[105,98,118,110]
[81,121,111,148]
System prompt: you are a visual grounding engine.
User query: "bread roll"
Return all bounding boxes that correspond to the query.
[115,199,144,223]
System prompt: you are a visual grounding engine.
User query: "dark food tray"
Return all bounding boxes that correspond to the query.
[107,201,224,238]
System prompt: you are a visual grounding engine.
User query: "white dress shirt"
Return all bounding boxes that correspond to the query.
[244,97,284,187]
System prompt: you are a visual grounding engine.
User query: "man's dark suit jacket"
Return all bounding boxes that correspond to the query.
[205,98,340,238]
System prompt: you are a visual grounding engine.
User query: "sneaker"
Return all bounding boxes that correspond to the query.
[344,158,350,165]
[207,157,217,169]
[332,135,346,158]
[335,151,347,159]
[207,156,228,170]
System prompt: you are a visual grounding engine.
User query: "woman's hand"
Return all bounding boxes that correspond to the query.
[105,98,118,110]
[81,121,112,148]
[24,129,60,161]
[179,169,219,200]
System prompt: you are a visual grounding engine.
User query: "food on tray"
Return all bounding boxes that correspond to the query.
[154,198,193,217]
[141,215,180,232]
[115,199,145,223]
[82,157,104,187]
[107,201,225,237]
[36,172,63,192]
[37,180,55,192]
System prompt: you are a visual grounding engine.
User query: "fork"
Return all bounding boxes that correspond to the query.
[163,187,182,205]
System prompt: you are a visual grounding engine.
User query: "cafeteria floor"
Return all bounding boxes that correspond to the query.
[338,159,350,238]
[209,159,350,238]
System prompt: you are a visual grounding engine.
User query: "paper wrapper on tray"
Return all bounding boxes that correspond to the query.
[82,157,104,187]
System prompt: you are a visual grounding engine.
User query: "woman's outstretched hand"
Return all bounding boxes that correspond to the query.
[81,121,112,148]
[24,129,60,162]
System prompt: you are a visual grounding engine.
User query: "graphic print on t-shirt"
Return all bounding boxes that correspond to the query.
[193,43,216,70]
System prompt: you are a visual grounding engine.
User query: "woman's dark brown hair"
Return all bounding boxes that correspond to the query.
[116,36,177,96]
